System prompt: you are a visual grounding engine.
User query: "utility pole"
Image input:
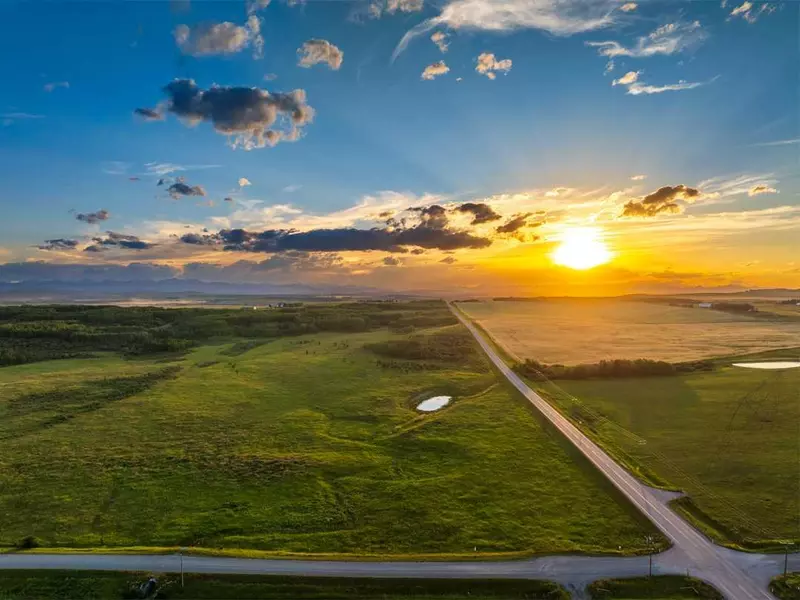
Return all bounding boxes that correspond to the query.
[644,535,655,577]
[179,547,187,588]
[784,542,791,576]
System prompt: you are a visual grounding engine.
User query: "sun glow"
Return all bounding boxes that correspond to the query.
[552,227,613,270]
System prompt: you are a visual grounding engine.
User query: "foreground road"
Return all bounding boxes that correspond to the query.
[452,307,779,599]
[1,311,795,597]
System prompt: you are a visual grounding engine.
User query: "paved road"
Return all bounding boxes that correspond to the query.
[1,311,795,597]
[452,307,781,599]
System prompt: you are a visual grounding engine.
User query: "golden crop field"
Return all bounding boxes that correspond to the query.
[458,299,800,364]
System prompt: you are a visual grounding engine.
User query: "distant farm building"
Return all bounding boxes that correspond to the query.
[697,302,713,308]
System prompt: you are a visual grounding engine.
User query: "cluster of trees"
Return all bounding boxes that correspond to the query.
[0,301,455,366]
[515,357,714,381]
[366,330,477,363]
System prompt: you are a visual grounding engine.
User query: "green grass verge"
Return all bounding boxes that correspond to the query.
[770,573,800,599]
[0,304,657,556]
[587,575,723,599]
[0,570,569,599]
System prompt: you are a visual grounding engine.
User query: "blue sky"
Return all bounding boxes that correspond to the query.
[0,0,797,294]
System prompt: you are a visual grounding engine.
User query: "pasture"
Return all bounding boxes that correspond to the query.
[458,299,800,365]
[0,302,657,556]
[535,348,800,547]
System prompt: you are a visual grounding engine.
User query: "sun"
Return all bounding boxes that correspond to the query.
[551,227,613,270]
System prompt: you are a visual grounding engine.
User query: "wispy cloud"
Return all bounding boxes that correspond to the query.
[145,162,221,176]
[750,138,800,147]
[728,1,775,23]
[619,2,637,11]
[626,79,708,95]
[431,31,449,53]
[43,81,69,93]
[1,112,44,126]
[630,174,647,181]
[393,0,619,60]
[697,173,779,200]
[587,20,705,61]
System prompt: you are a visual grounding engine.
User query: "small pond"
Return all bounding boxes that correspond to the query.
[416,396,452,412]
[732,361,800,370]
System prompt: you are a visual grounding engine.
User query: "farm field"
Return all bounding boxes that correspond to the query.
[0,302,657,556]
[534,347,800,548]
[458,299,800,365]
[0,571,568,600]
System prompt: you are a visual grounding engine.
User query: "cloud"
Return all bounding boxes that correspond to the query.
[621,184,701,217]
[630,174,647,181]
[75,209,110,224]
[366,0,423,19]
[431,31,449,52]
[475,52,512,79]
[496,213,532,234]
[440,256,457,264]
[422,61,450,80]
[393,0,619,60]
[143,79,314,150]
[174,19,262,57]
[168,181,206,199]
[455,202,501,224]
[748,185,778,197]
[619,2,637,11]
[697,173,778,200]
[38,238,79,251]
[626,78,708,95]
[750,138,800,147]
[224,197,235,202]
[586,21,705,60]
[729,1,775,23]
[1,112,44,126]
[297,39,344,70]
[0,262,179,282]
[86,231,155,251]
[283,184,302,193]
[134,107,164,121]
[247,0,271,14]
[43,81,69,92]
[383,256,401,266]
[145,162,220,177]
[612,70,639,86]
[239,177,252,187]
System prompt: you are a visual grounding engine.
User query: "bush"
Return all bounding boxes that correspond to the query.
[16,535,40,549]
[514,357,714,381]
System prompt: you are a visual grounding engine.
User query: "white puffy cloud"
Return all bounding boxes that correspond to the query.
[239,177,252,187]
[612,70,639,86]
[297,39,344,70]
[175,22,251,56]
[393,0,619,59]
[619,2,637,11]
[431,31,449,52]
[421,61,450,80]
[586,21,705,60]
[475,52,512,79]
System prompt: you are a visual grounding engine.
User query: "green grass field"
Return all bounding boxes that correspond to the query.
[587,575,722,599]
[0,304,658,556]
[771,573,800,599]
[0,570,569,599]
[530,348,800,548]
[458,299,800,365]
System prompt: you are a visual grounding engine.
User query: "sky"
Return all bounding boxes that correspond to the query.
[0,0,797,296]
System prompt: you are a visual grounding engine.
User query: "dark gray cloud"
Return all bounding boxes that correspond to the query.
[440,256,456,264]
[38,238,79,251]
[75,209,110,224]
[134,107,163,121]
[383,256,401,266]
[85,231,155,252]
[496,213,532,234]
[168,181,206,199]
[621,184,700,218]
[456,202,501,225]
[182,252,344,281]
[142,79,314,150]
[410,204,448,229]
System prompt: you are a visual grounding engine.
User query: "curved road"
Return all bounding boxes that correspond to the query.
[1,310,795,598]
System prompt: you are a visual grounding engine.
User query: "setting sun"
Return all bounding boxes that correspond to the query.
[552,227,613,270]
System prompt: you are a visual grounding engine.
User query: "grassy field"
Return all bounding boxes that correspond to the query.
[458,299,800,365]
[0,303,658,556]
[0,570,569,599]
[528,347,800,548]
[771,573,800,599]
[587,575,722,599]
